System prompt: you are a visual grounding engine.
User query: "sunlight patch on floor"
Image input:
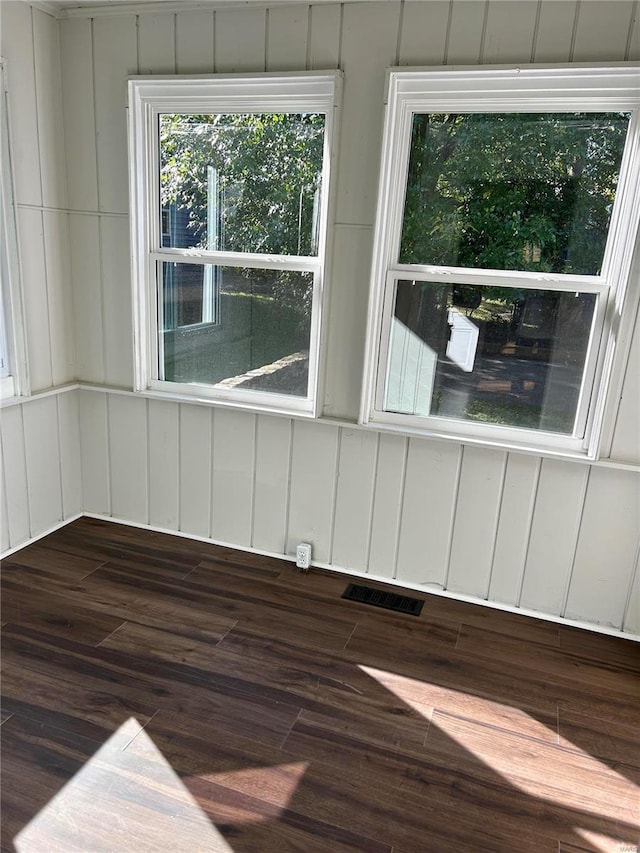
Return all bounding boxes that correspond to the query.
[360,664,640,852]
[14,717,307,852]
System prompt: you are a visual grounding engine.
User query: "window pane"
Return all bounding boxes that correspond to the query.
[159,113,325,256]
[161,263,313,397]
[400,112,630,275]
[384,281,597,434]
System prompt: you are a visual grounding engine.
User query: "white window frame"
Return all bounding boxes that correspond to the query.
[360,64,640,459]
[0,58,27,401]
[128,72,341,417]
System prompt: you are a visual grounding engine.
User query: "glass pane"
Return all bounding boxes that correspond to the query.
[160,263,313,398]
[384,281,597,434]
[159,113,325,256]
[400,112,630,275]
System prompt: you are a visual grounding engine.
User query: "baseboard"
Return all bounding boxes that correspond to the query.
[77,512,640,643]
[1,513,84,559]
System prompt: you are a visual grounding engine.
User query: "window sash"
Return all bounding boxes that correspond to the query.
[361,65,640,458]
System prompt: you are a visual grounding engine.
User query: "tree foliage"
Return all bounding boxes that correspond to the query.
[400,111,630,277]
[160,112,325,257]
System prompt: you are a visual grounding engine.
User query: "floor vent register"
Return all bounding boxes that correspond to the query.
[341,583,424,616]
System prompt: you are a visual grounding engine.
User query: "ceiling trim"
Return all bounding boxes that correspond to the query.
[30,0,382,20]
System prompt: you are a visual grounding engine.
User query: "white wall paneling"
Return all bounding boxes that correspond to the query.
[252,414,292,555]
[210,407,256,548]
[32,7,67,210]
[214,7,266,73]
[107,393,148,523]
[69,214,104,384]
[178,402,212,539]
[610,300,640,464]
[0,391,80,553]
[520,459,590,616]
[0,1,42,207]
[22,395,63,534]
[78,389,110,515]
[287,419,339,562]
[482,1,539,64]
[138,13,176,75]
[532,0,577,63]
[446,0,488,65]
[336,2,401,227]
[16,207,52,391]
[60,17,98,212]
[93,14,137,214]
[368,432,406,578]
[57,390,82,520]
[308,3,341,70]
[629,5,640,61]
[565,466,640,628]
[0,404,31,548]
[623,549,640,634]
[322,225,373,420]
[331,427,378,572]
[267,5,309,71]
[148,398,179,531]
[572,1,635,61]
[100,215,134,388]
[0,442,10,554]
[488,454,541,606]
[396,439,461,588]
[447,446,506,599]
[397,0,450,66]
[175,10,214,74]
[43,210,75,386]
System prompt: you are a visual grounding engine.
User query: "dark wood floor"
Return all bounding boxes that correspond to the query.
[1,517,639,852]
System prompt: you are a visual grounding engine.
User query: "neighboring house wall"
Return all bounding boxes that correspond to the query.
[0,1,638,636]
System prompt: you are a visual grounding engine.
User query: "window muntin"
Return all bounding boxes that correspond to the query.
[362,66,640,457]
[129,73,339,415]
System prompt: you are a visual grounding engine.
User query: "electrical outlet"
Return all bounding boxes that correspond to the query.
[296,542,312,570]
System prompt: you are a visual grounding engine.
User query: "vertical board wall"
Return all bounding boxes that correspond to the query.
[1,2,638,637]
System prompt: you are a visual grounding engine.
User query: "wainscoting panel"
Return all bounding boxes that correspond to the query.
[148,399,180,531]
[447,445,507,599]
[178,402,212,539]
[1,390,81,552]
[252,413,292,555]
[520,459,590,616]
[396,438,461,588]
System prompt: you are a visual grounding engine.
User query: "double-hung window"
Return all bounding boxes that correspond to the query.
[128,72,340,415]
[361,66,640,457]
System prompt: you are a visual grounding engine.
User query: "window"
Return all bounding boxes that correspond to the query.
[128,73,340,415]
[361,66,640,457]
[0,58,26,400]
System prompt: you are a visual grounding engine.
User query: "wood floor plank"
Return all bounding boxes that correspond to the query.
[0,712,116,851]
[423,710,640,848]
[1,544,105,581]
[2,517,639,852]
[558,708,640,771]
[558,624,640,673]
[1,591,124,645]
[456,624,640,699]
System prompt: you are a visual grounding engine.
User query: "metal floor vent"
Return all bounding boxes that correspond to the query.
[341,583,424,616]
